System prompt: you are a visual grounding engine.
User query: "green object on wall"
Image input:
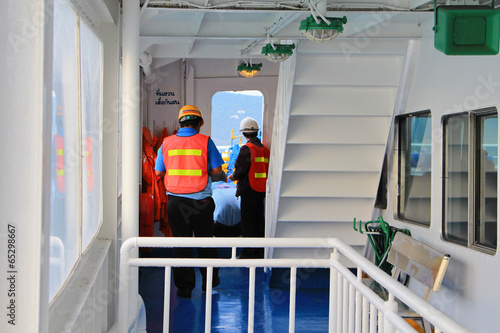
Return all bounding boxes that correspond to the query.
[434,5,500,55]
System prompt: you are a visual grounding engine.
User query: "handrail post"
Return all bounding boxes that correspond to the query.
[383,293,397,333]
[289,267,297,333]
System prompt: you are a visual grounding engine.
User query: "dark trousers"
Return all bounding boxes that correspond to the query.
[240,189,265,257]
[167,195,219,290]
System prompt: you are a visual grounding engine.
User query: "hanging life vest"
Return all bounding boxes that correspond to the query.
[54,134,65,193]
[162,133,209,194]
[245,142,270,193]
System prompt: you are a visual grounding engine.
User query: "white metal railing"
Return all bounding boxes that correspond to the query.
[118,237,470,333]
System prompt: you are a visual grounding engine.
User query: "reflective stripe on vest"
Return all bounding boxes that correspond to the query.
[162,133,209,194]
[246,142,270,192]
[168,169,202,176]
[54,134,65,193]
[169,149,202,156]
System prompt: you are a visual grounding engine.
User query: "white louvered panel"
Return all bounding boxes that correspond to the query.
[283,144,386,172]
[294,54,402,87]
[280,171,379,198]
[275,222,367,245]
[286,116,391,144]
[290,86,396,117]
[277,197,374,222]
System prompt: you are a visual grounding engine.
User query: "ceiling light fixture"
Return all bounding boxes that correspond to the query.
[261,43,295,63]
[299,14,347,43]
[237,62,262,78]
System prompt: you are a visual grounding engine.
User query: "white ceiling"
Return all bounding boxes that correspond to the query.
[137,0,493,67]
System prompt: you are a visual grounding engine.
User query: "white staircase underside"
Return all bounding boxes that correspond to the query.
[272,39,408,258]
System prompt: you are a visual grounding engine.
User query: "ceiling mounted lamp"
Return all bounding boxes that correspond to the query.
[299,14,347,43]
[237,62,262,78]
[261,43,295,63]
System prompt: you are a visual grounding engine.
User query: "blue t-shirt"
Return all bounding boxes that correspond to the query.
[155,127,224,199]
[212,181,240,226]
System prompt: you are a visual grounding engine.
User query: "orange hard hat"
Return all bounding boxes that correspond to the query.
[178,105,204,126]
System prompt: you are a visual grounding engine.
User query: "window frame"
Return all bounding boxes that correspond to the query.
[394,110,433,227]
[442,107,498,255]
[49,0,104,303]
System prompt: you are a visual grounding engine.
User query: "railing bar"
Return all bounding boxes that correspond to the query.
[327,259,413,331]
[378,309,384,333]
[349,283,355,333]
[343,277,349,333]
[248,267,256,333]
[128,258,332,268]
[231,246,237,259]
[328,267,337,333]
[204,267,213,333]
[355,289,362,333]
[355,268,363,333]
[362,296,369,333]
[384,293,397,333]
[119,237,470,333]
[163,267,171,333]
[369,303,376,333]
[289,267,297,333]
[336,271,343,333]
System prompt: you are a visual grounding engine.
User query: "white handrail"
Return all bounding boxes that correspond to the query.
[118,237,470,333]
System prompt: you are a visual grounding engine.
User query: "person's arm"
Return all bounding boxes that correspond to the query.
[155,146,166,178]
[210,166,227,182]
[229,145,250,181]
[207,137,227,182]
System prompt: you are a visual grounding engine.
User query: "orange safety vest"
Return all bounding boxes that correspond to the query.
[162,133,209,194]
[54,134,65,193]
[246,142,270,193]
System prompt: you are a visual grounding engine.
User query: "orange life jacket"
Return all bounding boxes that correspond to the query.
[155,127,169,153]
[246,142,270,192]
[162,133,209,194]
[141,129,172,237]
[54,134,65,193]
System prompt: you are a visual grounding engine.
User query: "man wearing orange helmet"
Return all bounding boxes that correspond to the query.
[155,105,227,298]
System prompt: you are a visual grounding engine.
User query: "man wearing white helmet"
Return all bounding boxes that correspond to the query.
[229,117,270,259]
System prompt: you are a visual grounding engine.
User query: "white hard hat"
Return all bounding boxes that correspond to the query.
[239,117,259,133]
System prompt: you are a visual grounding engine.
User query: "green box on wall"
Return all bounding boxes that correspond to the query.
[434,6,500,55]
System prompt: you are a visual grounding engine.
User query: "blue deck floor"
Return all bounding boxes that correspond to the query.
[139,249,330,333]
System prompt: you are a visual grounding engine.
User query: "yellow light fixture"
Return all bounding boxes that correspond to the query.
[237,62,262,78]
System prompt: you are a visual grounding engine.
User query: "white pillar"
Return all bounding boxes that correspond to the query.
[122,0,141,243]
[121,0,141,328]
[0,0,52,332]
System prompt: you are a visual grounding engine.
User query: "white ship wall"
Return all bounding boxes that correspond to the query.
[143,58,280,146]
[375,19,500,333]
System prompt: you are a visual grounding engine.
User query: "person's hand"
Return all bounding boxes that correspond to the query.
[228,174,234,182]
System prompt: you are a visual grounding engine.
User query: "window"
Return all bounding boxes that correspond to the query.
[49,0,103,301]
[211,90,264,173]
[396,111,432,226]
[80,20,103,251]
[211,90,264,148]
[443,108,497,253]
[375,153,387,209]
